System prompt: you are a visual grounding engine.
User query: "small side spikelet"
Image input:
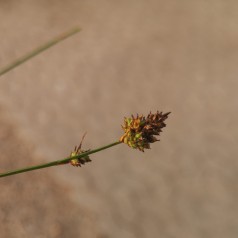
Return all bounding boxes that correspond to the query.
[70,133,91,167]
[120,111,170,152]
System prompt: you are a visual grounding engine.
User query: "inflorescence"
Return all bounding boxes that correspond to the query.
[69,111,170,167]
[119,111,171,152]
[69,133,91,167]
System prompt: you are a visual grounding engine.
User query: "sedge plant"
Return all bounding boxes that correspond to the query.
[0,28,170,178]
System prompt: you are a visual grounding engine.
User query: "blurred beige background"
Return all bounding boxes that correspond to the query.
[0,0,238,237]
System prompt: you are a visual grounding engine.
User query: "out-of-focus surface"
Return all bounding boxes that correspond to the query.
[0,109,98,237]
[0,1,238,237]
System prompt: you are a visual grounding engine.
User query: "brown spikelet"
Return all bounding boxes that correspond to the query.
[120,111,170,152]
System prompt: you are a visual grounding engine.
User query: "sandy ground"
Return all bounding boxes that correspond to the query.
[0,1,238,237]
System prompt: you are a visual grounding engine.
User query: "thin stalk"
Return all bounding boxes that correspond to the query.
[0,27,81,77]
[0,141,122,178]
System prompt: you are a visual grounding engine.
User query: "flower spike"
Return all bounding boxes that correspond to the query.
[120,111,170,152]
[70,132,91,167]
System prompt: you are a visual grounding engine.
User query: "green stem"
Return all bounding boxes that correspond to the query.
[0,141,122,178]
[0,27,81,77]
